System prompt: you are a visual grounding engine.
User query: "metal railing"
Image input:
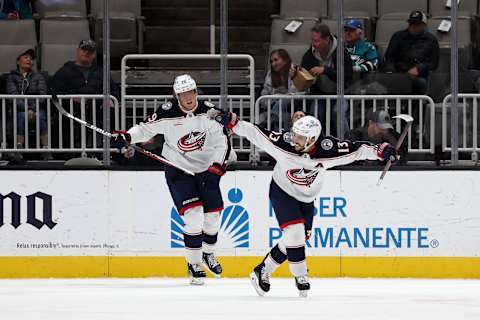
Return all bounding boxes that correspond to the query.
[123,95,253,154]
[255,95,436,154]
[0,94,119,156]
[120,54,256,129]
[442,94,480,154]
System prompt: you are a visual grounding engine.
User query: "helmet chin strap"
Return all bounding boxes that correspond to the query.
[301,137,317,153]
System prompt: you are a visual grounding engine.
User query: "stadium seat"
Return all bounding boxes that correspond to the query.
[374,16,410,58]
[41,44,79,75]
[0,20,37,74]
[90,0,144,57]
[270,18,319,45]
[429,0,478,17]
[427,17,472,48]
[378,0,428,18]
[34,0,87,18]
[280,0,327,18]
[40,19,90,74]
[328,0,377,18]
[427,17,473,71]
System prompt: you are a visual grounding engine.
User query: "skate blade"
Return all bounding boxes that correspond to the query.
[298,290,308,298]
[189,277,205,286]
[249,272,265,297]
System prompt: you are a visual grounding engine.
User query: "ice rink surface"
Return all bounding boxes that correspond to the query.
[0,278,479,320]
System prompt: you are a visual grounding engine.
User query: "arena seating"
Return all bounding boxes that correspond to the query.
[328,0,377,19]
[34,0,87,19]
[40,19,90,74]
[429,0,478,17]
[0,20,37,74]
[90,0,144,58]
[377,0,428,18]
[280,0,327,19]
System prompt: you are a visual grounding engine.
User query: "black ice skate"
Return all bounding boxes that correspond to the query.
[249,262,270,296]
[295,275,310,297]
[202,252,223,277]
[187,263,206,285]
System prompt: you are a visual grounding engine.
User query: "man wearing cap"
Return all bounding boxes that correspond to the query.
[50,40,119,150]
[384,11,439,94]
[344,19,378,76]
[6,48,49,162]
[345,110,408,164]
[51,39,119,98]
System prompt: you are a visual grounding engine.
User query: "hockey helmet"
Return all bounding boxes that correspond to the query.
[173,74,197,95]
[291,115,322,151]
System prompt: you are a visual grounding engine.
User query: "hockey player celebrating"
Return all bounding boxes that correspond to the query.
[217,113,398,297]
[112,75,231,285]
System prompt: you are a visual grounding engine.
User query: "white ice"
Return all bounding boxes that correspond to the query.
[0,278,479,320]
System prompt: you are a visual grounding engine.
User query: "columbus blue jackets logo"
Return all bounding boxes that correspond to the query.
[177,131,206,152]
[170,188,249,248]
[286,168,319,187]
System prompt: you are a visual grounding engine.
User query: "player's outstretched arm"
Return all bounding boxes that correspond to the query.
[315,138,398,169]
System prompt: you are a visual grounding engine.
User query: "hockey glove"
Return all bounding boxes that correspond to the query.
[377,143,399,163]
[208,162,227,176]
[111,130,131,149]
[206,109,239,129]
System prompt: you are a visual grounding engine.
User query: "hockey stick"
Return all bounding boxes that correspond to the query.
[50,95,195,175]
[376,114,414,186]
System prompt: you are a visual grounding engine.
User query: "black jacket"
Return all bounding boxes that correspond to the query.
[301,37,353,94]
[384,29,439,77]
[6,70,47,109]
[50,61,119,98]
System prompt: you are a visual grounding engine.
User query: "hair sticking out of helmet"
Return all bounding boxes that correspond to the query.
[291,115,322,152]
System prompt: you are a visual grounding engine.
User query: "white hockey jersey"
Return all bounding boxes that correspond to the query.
[233,120,382,203]
[127,100,230,173]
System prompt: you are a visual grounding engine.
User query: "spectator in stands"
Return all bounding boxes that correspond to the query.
[384,11,439,94]
[301,23,353,93]
[50,40,119,98]
[345,110,408,164]
[0,0,32,19]
[260,49,302,130]
[344,19,378,76]
[50,40,119,151]
[6,48,50,161]
[301,23,353,136]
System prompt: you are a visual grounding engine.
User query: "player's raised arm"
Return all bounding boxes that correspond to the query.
[314,137,398,169]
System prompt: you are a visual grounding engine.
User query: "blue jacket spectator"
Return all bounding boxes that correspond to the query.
[0,0,33,19]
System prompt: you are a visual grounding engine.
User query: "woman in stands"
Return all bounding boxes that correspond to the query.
[260,49,303,130]
[6,49,50,162]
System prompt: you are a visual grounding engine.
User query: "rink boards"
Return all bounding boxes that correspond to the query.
[0,170,479,278]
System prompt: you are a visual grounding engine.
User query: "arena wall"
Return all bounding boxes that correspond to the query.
[0,170,478,278]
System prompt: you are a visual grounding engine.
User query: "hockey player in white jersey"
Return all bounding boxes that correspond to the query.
[112,75,231,285]
[216,112,398,296]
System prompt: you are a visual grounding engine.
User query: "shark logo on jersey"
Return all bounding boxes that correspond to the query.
[286,168,319,187]
[177,131,207,152]
[170,188,249,249]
